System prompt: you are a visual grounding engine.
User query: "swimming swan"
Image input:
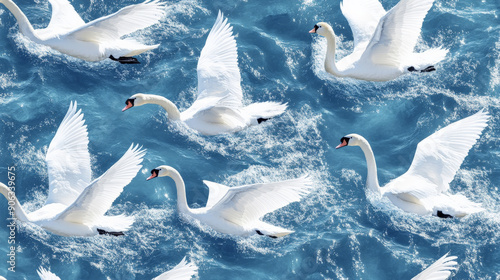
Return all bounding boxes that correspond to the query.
[0,0,165,63]
[122,11,287,135]
[310,0,448,81]
[336,110,489,218]
[147,165,313,238]
[0,102,146,236]
[37,257,197,279]
[412,253,457,280]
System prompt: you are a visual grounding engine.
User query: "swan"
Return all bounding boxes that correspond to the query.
[0,102,146,236]
[122,11,287,135]
[0,0,165,63]
[147,165,313,238]
[37,257,197,279]
[412,253,457,280]
[336,110,489,218]
[309,0,448,81]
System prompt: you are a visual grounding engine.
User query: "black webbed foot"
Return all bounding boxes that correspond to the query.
[97,228,125,236]
[109,55,140,64]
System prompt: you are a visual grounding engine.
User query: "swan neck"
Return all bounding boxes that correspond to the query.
[324,30,342,77]
[144,95,181,120]
[1,0,40,41]
[168,171,191,213]
[358,140,381,194]
[0,182,30,222]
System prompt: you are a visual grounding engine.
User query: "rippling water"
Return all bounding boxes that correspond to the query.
[0,0,499,279]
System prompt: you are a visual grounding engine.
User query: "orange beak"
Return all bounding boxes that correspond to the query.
[122,102,133,112]
[336,139,348,149]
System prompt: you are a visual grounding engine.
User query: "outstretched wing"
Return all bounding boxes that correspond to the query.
[56,144,145,225]
[37,267,61,280]
[44,0,85,34]
[403,110,489,193]
[411,253,458,280]
[196,11,243,109]
[203,180,230,209]
[340,0,386,48]
[67,0,165,42]
[45,101,91,206]
[153,256,198,280]
[362,0,435,67]
[210,175,313,225]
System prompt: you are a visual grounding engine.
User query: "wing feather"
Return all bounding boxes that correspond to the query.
[362,0,435,67]
[153,257,198,280]
[196,11,243,108]
[44,0,85,34]
[210,175,313,225]
[45,101,91,206]
[411,253,458,280]
[37,267,61,280]
[57,144,145,225]
[340,0,386,48]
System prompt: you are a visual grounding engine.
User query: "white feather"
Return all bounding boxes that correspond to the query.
[412,253,458,280]
[153,257,198,280]
[37,267,61,280]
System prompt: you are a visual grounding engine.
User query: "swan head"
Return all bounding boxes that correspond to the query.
[335,133,364,149]
[147,165,175,180]
[309,22,333,37]
[122,93,147,112]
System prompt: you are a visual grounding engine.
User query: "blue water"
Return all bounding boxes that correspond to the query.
[0,0,499,279]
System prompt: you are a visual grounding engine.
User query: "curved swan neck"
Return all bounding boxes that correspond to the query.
[143,95,181,120]
[357,139,381,194]
[167,170,191,213]
[323,29,343,77]
[0,182,30,222]
[1,0,40,42]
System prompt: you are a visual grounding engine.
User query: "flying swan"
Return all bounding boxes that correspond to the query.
[37,257,198,279]
[309,0,448,81]
[147,165,313,238]
[0,0,165,63]
[0,102,146,236]
[336,110,489,218]
[122,11,287,135]
[411,253,458,280]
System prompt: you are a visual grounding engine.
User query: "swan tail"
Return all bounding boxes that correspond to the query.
[254,221,294,238]
[96,214,135,232]
[111,39,160,57]
[244,102,287,125]
[406,48,449,71]
[431,193,484,218]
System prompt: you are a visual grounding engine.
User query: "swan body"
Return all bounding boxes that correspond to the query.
[38,257,197,279]
[0,0,165,63]
[412,253,457,280]
[0,102,146,236]
[147,165,313,238]
[123,11,287,135]
[336,110,489,217]
[310,0,448,81]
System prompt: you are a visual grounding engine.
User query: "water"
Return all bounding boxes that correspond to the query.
[0,0,499,279]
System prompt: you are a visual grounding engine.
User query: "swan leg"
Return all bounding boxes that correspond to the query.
[97,228,125,236]
[435,211,453,219]
[109,55,140,64]
[407,66,436,73]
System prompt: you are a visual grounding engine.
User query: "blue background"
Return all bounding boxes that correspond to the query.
[0,0,499,279]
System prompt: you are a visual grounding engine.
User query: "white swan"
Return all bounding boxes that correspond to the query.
[147,165,313,238]
[309,0,448,81]
[37,257,197,280]
[0,102,146,236]
[153,256,198,280]
[412,253,457,280]
[336,110,489,218]
[0,0,165,63]
[122,11,287,135]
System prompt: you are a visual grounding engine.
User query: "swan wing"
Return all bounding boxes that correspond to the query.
[340,0,386,48]
[56,144,145,225]
[66,0,165,42]
[45,101,91,206]
[196,11,243,109]
[44,0,85,35]
[153,257,198,280]
[404,109,489,193]
[203,180,230,209]
[361,0,435,67]
[210,175,313,225]
[37,267,61,280]
[411,253,458,280]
